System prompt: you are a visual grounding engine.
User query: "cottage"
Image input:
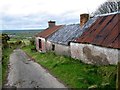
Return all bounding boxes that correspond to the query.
[47,14,97,56]
[70,12,120,65]
[35,21,63,52]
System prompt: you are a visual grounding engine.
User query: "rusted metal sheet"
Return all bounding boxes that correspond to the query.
[111,33,120,49]
[35,25,63,38]
[93,14,117,45]
[77,17,104,42]
[75,13,120,49]
[86,17,103,35]
[102,21,119,46]
[85,15,114,43]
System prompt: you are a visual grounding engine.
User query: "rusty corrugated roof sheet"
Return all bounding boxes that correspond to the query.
[75,13,120,49]
[35,25,63,38]
[47,17,98,45]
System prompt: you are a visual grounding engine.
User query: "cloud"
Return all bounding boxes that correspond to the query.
[1,0,106,30]
[1,12,80,30]
[2,14,46,29]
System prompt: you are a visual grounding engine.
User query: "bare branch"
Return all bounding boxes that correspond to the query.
[93,0,120,15]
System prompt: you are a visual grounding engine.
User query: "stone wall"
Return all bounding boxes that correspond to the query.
[70,42,119,65]
[45,40,71,56]
[54,43,71,56]
[35,37,46,53]
[46,41,52,51]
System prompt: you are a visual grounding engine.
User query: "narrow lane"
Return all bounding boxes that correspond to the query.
[5,49,66,88]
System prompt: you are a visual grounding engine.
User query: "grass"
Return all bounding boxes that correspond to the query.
[118,62,120,89]
[2,47,13,86]
[0,46,2,87]
[8,38,30,45]
[7,38,17,43]
[22,39,30,45]
[22,45,117,89]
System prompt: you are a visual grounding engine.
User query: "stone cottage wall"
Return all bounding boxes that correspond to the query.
[46,41,52,51]
[35,37,46,53]
[54,44,71,56]
[70,42,119,65]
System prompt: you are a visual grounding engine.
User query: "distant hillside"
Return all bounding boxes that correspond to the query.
[2,29,44,33]
[2,29,44,39]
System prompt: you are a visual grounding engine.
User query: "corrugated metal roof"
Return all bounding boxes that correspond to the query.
[35,25,63,38]
[48,24,81,45]
[48,17,97,45]
[75,13,120,49]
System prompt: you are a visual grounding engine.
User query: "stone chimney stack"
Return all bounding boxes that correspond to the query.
[80,14,89,28]
[48,21,56,28]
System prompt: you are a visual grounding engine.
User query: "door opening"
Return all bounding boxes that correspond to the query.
[39,39,42,49]
[52,44,55,51]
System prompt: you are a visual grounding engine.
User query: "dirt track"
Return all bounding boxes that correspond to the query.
[5,49,67,88]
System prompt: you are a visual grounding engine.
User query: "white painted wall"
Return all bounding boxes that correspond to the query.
[45,41,71,56]
[70,42,119,65]
[54,44,71,56]
[35,37,46,53]
[46,41,52,51]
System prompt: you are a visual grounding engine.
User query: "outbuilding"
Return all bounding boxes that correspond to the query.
[70,12,120,65]
[47,14,97,56]
[35,21,63,52]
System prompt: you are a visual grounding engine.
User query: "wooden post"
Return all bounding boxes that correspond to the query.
[117,62,120,90]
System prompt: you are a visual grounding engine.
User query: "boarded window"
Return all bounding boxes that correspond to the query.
[52,44,55,51]
[39,39,42,49]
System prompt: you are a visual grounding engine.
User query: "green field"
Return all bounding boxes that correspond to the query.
[22,45,117,89]
[8,38,30,45]
[2,30,43,39]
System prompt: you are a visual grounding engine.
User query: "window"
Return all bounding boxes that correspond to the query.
[52,44,55,51]
[39,39,42,49]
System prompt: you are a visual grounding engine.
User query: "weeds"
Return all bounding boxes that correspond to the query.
[22,45,117,89]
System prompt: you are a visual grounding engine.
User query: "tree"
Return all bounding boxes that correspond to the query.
[93,0,120,15]
[2,34,10,48]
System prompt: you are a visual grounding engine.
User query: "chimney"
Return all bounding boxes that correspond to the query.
[48,21,56,28]
[80,13,89,28]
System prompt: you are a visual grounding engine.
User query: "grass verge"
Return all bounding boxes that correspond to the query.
[22,45,117,89]
[2,48,13,86]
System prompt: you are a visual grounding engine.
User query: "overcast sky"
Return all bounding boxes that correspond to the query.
[1,0,107,30]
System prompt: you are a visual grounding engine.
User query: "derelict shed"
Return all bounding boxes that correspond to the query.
[35,21,63,52]
[48,17,98,46]
[70,12,120,65]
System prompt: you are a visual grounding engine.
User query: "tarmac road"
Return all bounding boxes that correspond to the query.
[5,49,66,88]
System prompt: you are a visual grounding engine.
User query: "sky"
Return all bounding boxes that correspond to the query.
[0,0,107,30]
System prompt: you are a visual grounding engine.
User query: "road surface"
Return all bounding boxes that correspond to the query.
[5,49,67,88]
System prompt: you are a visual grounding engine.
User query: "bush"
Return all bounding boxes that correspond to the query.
[30,45,37,52]
[2,34,10,49]
[30,39,35,46]
[15,40,22,45]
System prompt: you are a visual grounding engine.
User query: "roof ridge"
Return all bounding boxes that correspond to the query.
[95,11,120,17]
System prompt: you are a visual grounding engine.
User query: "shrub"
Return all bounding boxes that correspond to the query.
[30,38,35,46]
[15,40,22,45]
